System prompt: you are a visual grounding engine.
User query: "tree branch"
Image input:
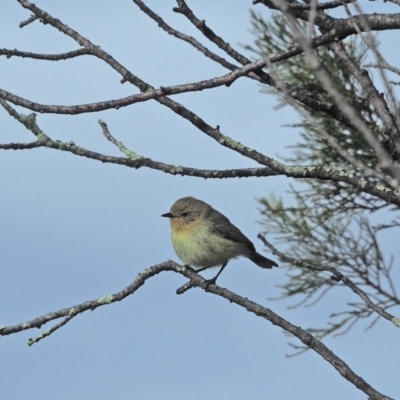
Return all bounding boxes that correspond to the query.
[172,0,364,143]
[11,0,400,191]
[257,234,397,325]
[132,0,241,73]
[0,47,89,61]
[254,0,356,11]
[0,259,393,399]
[263,0,400,185]
[2,97,400,207]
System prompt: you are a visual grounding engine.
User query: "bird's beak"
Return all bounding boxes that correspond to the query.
[161,212,174,218]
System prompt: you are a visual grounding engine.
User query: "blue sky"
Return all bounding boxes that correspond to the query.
[1,1,399,399]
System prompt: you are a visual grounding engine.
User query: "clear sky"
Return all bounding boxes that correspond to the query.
[1,1,399,399]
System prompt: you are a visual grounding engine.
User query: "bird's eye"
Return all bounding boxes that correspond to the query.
[181,212,188,217]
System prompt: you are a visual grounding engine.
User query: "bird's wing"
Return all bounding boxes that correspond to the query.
[207,211,256,252]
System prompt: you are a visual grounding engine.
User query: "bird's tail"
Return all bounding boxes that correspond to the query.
[249,252,278,269]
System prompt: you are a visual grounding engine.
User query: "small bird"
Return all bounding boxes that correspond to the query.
[162,196,278,285]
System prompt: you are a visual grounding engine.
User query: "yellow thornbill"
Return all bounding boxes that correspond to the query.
[162,197,278,285]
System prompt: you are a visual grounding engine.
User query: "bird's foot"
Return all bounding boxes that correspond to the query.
[202,277,217,290]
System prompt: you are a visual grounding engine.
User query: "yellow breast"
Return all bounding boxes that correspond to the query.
[169,218,242,268]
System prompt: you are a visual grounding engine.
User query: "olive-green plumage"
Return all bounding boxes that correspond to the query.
[162,197,277,284]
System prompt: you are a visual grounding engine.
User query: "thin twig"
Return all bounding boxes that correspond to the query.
[19,13,38,28]
[257,234,397,324]
[0,48,89,60]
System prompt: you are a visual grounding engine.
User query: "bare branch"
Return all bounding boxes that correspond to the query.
[365,61,400,76]
[13,1,400,116]
[254,0,356,11]
[257,234,397,325]
[2,98,400,207]
[19,13,38,28]
[0,259,393,399]
[0,47,89,61]
[173,0,364,144]
[174,0,255,67]
[137,0,355,133]
[132,0,240,73]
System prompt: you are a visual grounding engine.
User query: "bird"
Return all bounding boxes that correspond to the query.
[162,196,278,286]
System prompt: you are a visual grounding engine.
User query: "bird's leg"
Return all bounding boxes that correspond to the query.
[202,262,227,289]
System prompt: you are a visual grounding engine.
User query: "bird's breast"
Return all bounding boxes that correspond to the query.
[170,219,243,268]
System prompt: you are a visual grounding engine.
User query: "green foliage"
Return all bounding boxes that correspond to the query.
[248,11,380,169]
[248,12,399,342]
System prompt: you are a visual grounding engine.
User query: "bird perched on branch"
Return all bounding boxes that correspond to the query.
[162,196,278,286]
